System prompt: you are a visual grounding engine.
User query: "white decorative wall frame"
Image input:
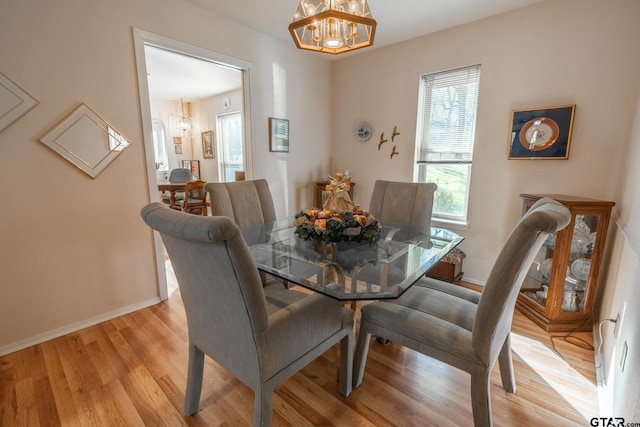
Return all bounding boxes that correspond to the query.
[0,72,39,132]
[40,103,130,178]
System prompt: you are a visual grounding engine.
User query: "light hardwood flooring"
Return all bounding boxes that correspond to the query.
[0,282,598,426]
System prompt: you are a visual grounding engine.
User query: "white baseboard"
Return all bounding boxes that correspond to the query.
[0,297,161,357]
[461,275,485,286]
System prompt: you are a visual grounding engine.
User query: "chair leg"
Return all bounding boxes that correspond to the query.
[470,369,492,427]
[353,327,372,387]
[252,385,273,427]
[184,344,205,416]
[338,331,353,396]
[498,334,516,393]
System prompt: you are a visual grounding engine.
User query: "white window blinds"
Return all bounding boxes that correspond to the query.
[416,65,481,164]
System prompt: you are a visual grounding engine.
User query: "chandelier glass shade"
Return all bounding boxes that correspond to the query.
[289,0,376,55]
[176,99,191,132]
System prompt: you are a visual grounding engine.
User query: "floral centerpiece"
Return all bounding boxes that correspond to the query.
[293,172,381,246]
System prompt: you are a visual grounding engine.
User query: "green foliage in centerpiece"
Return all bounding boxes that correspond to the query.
[293,207,381,246]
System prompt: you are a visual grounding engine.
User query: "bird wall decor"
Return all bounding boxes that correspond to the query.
[390,145,399,159]
[391,126,400,142]
[378,132,388,150]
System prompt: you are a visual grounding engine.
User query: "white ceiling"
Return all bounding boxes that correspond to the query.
[146,0,545,100]
[144,45,243,101]
[186,0,545,51]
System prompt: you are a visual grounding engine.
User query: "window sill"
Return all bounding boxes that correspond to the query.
[431,217,469,232]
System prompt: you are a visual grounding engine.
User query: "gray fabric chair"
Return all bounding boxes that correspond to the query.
[140,202,353,427]
[205,179,276,230]
[353,198,571,427]
[368,180,437,229]
[169,167,194,182]
[206,179,281,286]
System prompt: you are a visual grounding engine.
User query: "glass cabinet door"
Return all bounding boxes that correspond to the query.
[517,194,615,332]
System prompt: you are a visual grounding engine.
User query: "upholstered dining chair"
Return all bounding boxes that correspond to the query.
[359,180,438,301]
[206,179,280,285]
[353,198,571,427]
[140,203,353,427]
[368,180,437,241]
[172,180,208,216]
[205,179,276,231]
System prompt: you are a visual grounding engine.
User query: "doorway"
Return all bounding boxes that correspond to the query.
[133,29,254,299]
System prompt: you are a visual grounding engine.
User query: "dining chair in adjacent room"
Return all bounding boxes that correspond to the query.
[140,203,353,427]
[172,180,208,216]
[161,168,194,206]
[352,198,571,427]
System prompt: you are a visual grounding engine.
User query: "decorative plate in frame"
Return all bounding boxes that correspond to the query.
[508,104,575,159]
[40,103,130,178]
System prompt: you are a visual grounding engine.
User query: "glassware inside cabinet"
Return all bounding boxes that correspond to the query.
[561,214,599,312]
[521,231,558,308]
[517,194,615,332]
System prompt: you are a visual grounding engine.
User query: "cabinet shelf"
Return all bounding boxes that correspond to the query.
[516,194,615,332]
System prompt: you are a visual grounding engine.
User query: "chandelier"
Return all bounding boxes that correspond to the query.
[176,99,191,132]
[289,0,377,55]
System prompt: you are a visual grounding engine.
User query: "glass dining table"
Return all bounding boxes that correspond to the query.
[240,217,464,301]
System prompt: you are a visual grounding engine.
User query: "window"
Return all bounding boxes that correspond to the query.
[217,112,243,182]
[414,64,481,223]
[151,119,168,170]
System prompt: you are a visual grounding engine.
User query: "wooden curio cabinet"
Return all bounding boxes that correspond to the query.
[516,194,615,332]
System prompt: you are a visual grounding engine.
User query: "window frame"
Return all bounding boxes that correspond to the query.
[413,64,481,224]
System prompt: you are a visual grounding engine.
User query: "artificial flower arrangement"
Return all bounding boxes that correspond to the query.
[293,207,381,246]
[293,172,381,246]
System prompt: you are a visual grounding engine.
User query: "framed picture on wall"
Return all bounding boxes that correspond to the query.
[201,130,215,159]
[175,144,182,154]
[269,117,289,152]
[508,104,576,159]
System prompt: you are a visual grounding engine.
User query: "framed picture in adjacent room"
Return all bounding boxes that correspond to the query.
[201,130,214,159]
[269,117,289,152]
[508,104,575,159]
[182,160,200,179]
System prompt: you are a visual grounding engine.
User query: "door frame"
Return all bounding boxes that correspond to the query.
[133,28,254,300]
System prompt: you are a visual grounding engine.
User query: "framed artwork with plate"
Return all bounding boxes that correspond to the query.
[508,104,575,159]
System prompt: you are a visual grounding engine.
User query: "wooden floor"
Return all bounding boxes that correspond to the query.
[0,283,599,426]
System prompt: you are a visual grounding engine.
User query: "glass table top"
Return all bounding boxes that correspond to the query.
[240,217,464,301]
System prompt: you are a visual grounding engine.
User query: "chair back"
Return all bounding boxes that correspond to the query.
[472,198,570,364]
[140,203,268,373]
[368,180,437,227]
[182,180,208,215]
[169,168,194,182]
[205,179,276,228]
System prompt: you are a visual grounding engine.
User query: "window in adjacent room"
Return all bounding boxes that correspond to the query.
[217,112,243,182]
[414,64,481,224]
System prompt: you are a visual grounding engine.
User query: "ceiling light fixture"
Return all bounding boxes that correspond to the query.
[289,0,377,55]
[176,98,191,132]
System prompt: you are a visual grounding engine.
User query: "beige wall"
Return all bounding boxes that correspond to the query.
[329,0,640,418]
[597,83,640,418]
[331,0,640,283]
[2,0,639,418]
[0,0,331,354]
